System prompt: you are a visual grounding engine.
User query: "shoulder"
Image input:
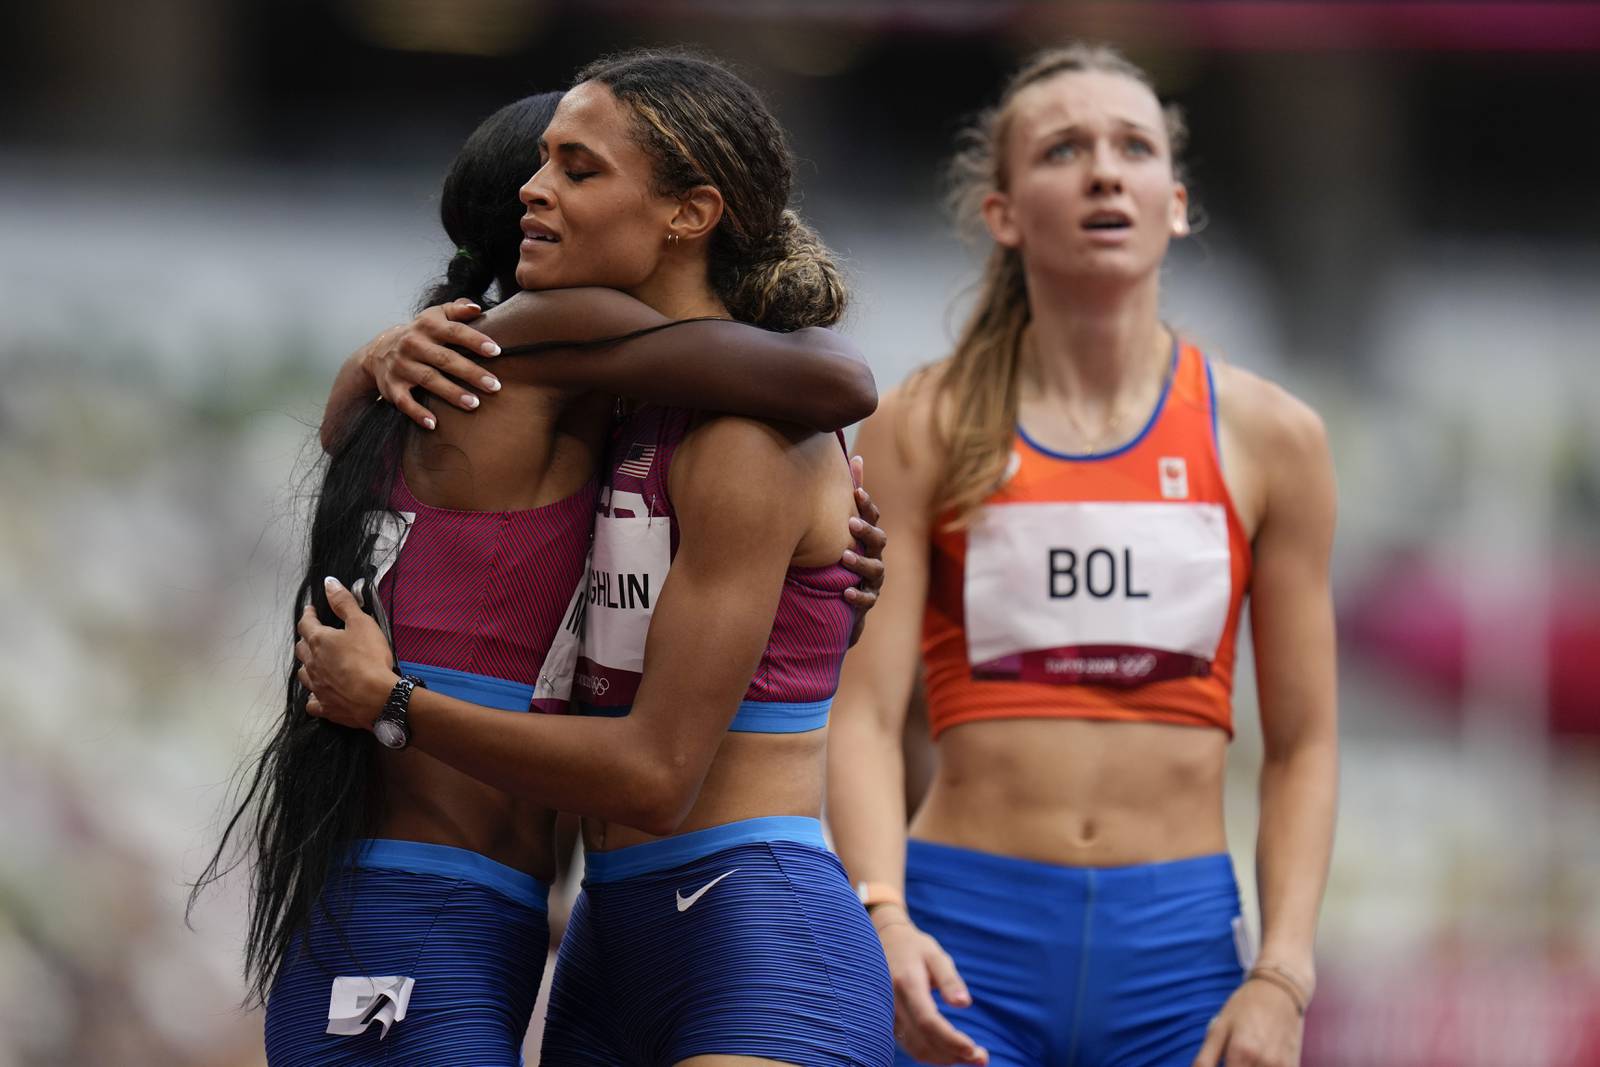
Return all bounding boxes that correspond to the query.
[670,413,821,510]
[1211,361,1329,471]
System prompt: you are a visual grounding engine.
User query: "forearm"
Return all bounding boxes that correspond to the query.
[518,322,876,431]
[1254,735,1338,987]
[321,339,387,451]
[828,714,911,894]
[406,689,672,831]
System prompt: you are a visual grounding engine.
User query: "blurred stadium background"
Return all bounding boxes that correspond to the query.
[4,2,1599,1064]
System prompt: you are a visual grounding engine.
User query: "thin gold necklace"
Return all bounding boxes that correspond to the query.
[1028,329,1174,453]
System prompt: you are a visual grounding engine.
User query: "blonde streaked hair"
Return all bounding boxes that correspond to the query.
[919,43,1188,523]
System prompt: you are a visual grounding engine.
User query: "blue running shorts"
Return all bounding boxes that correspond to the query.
[895,840,1247,1067]
[264,838,550,1066]
[540,816,894,1066]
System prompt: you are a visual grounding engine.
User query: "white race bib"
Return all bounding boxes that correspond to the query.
[576,490,670,707]
[963,501,1231,685]
[531,550,589,712]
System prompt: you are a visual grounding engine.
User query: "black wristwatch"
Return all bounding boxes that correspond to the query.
[373,675,425,750]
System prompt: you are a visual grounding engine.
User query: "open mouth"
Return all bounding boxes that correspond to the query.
[521,220,561,243]
[1082,211,1132,231]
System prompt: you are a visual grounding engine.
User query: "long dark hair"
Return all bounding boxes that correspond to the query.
[189,92,563,1005]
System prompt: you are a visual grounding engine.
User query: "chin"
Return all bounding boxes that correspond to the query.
[515,262,549,290]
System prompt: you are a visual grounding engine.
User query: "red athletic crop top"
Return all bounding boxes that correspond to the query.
[922,340,1252,739]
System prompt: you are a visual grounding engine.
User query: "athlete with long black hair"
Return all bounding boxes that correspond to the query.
[194,89,884,1066]
[299,52,899,1066]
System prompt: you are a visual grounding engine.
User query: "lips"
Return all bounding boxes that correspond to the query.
[521,218,560,243]
[1081,209,1132,231]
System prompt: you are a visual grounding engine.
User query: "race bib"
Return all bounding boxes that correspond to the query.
[574,491,670,709]
[531,551,589,713]
[964,501,1231,686]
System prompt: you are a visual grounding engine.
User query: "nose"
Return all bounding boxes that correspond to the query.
[519,162,555,210]
[1087,140,1123,196]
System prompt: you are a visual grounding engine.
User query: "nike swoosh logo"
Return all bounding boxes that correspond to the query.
[675,868,740,912]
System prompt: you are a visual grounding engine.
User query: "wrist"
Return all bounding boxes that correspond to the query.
[1254,950,1316,998]
[362,669,403,724]
[868,901,911,932]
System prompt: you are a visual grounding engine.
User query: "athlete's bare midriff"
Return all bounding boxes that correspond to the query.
[377,752,560,880]
[911,717,1229,867]
[584,728,828,853]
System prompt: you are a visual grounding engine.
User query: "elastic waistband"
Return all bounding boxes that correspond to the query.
[584,816,828,884]
[347,839,550,911]
[400,661,533,713]
[728,697,831,734]
[906,838,1235,900]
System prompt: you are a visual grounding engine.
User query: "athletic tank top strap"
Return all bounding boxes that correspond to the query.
[922,339,1252,739]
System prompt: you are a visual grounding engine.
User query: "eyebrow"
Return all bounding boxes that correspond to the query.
[539,137,603,159]
[1037,119,1158,139]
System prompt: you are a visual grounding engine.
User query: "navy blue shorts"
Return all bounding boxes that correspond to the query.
[264,839,550,1066]
[540,816,894,1066]
[895,840,1248,1067]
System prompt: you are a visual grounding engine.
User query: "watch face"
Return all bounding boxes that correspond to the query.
[374,719,407,749]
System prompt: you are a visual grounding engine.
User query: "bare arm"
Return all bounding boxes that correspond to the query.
[1195,390,1339,1067]
[320,288,875,448]
[827,384,938,904]
[1249,398,1339,991]
[296,416,813,835]
[826,378,987,1066]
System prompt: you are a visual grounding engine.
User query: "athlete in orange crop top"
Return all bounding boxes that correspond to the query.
[828,45,1338,1067]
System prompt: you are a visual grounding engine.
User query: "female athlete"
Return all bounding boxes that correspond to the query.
[827,44,1338,1067]
[297,52,897,1066]
[196,86,883,1066]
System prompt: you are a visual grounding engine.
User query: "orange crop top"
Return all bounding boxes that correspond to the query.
[923,340,1252,739]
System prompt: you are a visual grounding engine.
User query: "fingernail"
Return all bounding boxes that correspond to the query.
[481,376,501,391]
[423,416,436,430]
[324,576,338,588]
[842,549,859,564]
[462,394,480,409]
[849,517,866,531]
[482,342,501,356]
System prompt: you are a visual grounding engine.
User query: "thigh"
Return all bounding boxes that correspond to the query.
[539,889,630,1066]
[899,857,1056,1067]
[1091,863,1247,1067]
[596,842,894,1067]
[265,868,547,1067]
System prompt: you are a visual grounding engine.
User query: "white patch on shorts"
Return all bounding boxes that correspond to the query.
[326,975,415,1039]
[1231,916,1257,971]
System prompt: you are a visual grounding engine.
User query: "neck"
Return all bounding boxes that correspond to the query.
[629,267,729,321]
[1020,267,1167,405]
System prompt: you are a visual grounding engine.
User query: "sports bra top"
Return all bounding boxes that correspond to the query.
[570,405,855,733]
[922,339,1252,740]
[365,468,596,712]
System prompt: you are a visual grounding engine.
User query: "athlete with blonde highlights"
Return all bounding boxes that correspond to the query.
[828,45,1338,1067]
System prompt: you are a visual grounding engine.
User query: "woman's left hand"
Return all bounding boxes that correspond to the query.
[296,578,400,730]
[1191,978,1304,1067]
[841,455,887,647]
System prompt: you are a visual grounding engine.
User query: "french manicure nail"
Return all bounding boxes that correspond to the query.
[481,376,501,391]
[462,394,479,409]
[423,416,436,430]
[482,342,501,356]
[324,576,338,588]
